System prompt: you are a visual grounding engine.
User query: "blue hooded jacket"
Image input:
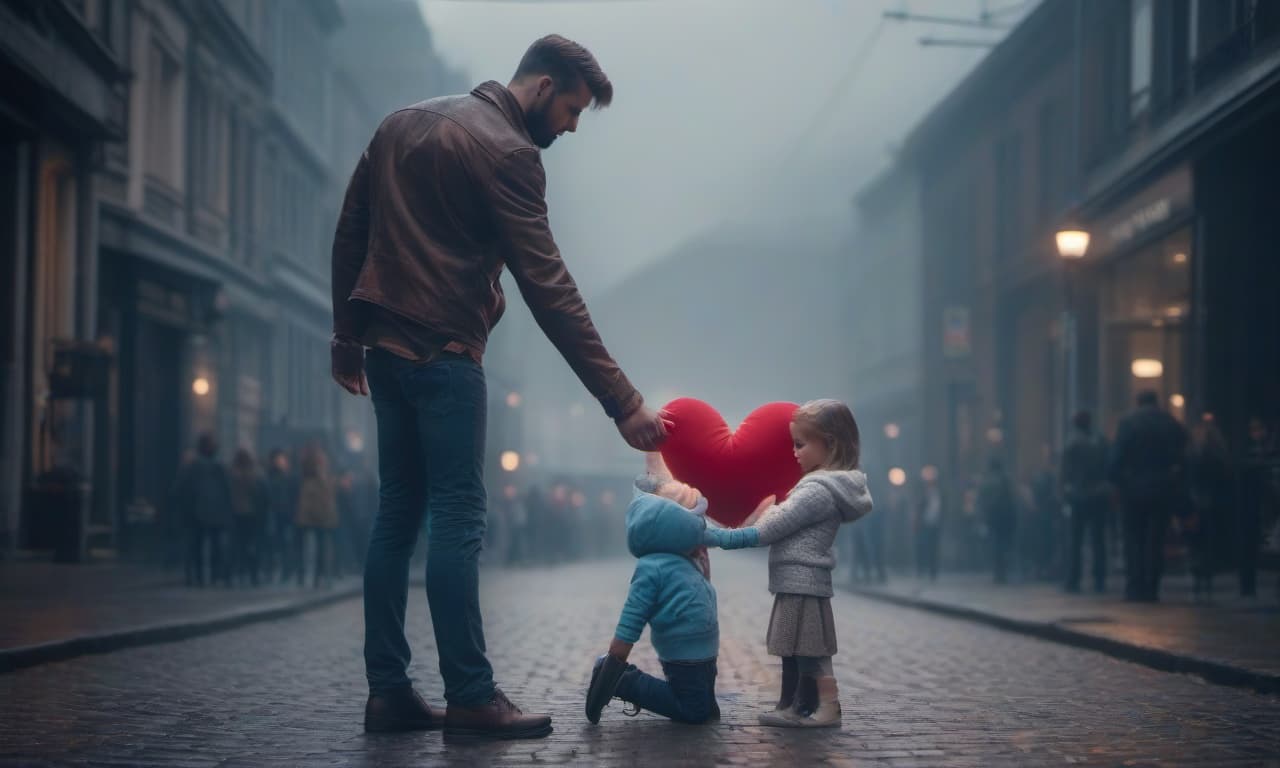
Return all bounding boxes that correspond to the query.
[613,491,719,662]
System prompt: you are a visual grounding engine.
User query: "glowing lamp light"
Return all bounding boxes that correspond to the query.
[345,430,365,454]
[192,377,211,396]
[1169,393,1186,409]
[888,468,907,487]
[506,392,522,408]
[884,423,901,440]
[499,451,520,472]
[921,465,939,483]
[1172,252,1188,264]
[570,490,586,509]
[1130,358,1164,379]
[1055,229,1090,260]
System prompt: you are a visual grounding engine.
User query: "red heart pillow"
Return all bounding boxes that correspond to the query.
[658,398,802,528]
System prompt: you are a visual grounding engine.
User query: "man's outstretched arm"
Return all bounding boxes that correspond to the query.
[490,149,666,449]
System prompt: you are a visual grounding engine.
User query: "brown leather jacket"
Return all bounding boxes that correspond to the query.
[331,81,642,420]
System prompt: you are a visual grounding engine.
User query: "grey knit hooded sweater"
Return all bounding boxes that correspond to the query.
[703,470,873,597]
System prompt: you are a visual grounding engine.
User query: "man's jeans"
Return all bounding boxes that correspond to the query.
[363,347,494,706]
[615,658,718,724]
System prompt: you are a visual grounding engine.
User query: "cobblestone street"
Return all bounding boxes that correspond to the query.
[2,554,1278,767]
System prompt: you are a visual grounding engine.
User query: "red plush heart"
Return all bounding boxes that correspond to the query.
[658,398,803,528]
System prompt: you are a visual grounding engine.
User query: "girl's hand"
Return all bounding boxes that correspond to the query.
[743,495,776,527]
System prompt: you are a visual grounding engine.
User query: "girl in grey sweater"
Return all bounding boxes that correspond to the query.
[703,399,872,728]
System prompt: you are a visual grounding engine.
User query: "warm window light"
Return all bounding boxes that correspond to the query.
[884,423,901,439]
[1169,393,1186,409]
[888,468,907,487]
[1131,358,1164,378]
[192,377,211,396]
[1172,252,1188,264]
[500,451,520,472]
[1055,229,1090,260]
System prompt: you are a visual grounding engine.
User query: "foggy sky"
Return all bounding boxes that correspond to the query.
[418,0,1035,292]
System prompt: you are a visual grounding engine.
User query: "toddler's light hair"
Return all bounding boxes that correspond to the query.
[792,398,862,471]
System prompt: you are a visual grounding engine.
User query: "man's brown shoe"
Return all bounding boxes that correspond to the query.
[443,689,552,741]
[364,686,444,733]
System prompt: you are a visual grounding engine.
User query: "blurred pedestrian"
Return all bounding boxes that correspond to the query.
[1108,390,1188,602]
[266,449,299,584]
[1185,413,1231,599]
[978,456,1016,584]
[1239,416,1278,597]
[504,484,528,565]
[296,445,339,589]
[1029,445,1060,581]
[1061,410,1111,594]
[229,448,269,587]
[171,433,233,588]
[916,477,942,582]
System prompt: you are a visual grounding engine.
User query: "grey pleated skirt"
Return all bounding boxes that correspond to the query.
[765,593,838,657]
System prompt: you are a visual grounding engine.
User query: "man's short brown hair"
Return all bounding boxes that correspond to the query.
[514,34,613,108]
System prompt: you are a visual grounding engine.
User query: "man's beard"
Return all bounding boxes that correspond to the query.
[526,104,557,149]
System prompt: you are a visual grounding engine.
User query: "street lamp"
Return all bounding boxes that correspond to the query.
[1055,229,1090,260]
[500,450,520,472]
[191,376,211,396]
[1056,222,1090,452]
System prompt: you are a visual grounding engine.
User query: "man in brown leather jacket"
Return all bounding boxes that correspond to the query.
[330,35,668,741]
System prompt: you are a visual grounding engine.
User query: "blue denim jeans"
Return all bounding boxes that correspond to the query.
[614,658,718,724]
[363,347,494,706]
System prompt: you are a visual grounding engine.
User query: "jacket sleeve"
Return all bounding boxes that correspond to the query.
[751,484,835,545]
[331,146,372,341]
[614,560,660,644]
[489,149,642,420]
[703,484,833,548]
[702,526,760,550]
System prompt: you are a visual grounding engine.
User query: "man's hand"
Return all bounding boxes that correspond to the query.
[331,337,369,396]
[616,405,671,451]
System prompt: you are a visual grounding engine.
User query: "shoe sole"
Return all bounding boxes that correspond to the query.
[443,723,553,742]
[364,719,443,734]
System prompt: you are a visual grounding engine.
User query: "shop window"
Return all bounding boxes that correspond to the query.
[1101,227,1193,431]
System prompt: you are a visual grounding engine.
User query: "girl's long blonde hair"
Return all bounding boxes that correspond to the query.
[792,399,862,471]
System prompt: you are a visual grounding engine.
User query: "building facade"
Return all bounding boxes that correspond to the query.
[886,0,1280,571]
[2,0,464,561]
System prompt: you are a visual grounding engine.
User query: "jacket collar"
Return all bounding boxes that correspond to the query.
[472,80,534,145]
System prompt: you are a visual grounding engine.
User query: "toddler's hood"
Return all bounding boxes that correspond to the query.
[800,469,874,523]
[625,491,706,557]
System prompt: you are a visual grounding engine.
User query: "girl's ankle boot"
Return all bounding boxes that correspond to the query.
[759,673,813,727]
[797,676,841,728]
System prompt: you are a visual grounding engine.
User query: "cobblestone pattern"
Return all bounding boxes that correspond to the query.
[1,553,1278,767]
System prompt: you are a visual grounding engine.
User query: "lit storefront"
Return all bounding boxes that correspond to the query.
[1078,165,1195,434]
